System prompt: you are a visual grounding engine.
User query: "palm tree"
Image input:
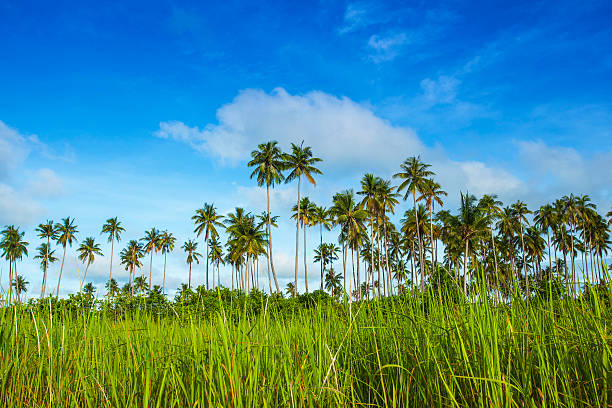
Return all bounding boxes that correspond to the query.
[120,240,144,298]
[192,203,224,289]
[283,141,323,295]
[511,200,532,281]
[133,276,148,295]
[291,197,316,293]
[285,282,297,298]
[101,217,125,296]
[105,278,119,298]
[331,190,368,300]
[12,275,29,303]
[478,194,503,284]
[376,179,400,295]
[159,231,176,296]
[312,206,332,291]
[248,141,285,293]
[35,220,57,298]
[34,243,58,297]
[534,204,556,276]
[141,228,161,291]
[82,282,96,297]
[55,217,78,297]
[181,239,201,289]
[77,237,103,294]
[324,268,343,297]
[208,236,224,288]
[419,179,447,273]
[394,156,434,283]
[1,226,29,303]
[358,174,382,296]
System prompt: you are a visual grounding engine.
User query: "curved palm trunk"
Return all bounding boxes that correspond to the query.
[267,185,280,293]
[81,262,91,293]
[56,245,67,298]
[294,175,301,296]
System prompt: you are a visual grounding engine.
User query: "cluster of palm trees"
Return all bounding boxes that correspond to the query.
[1,140,611,303]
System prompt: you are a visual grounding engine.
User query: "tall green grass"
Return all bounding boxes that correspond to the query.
[1,282,610,407]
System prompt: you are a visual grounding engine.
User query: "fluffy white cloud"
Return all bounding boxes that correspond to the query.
[0,183,45,225]
[0,120,30,180]
[25,168,65,198]
[156,87,424,170]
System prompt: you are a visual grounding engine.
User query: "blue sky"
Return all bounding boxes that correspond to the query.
[1,0,611,297]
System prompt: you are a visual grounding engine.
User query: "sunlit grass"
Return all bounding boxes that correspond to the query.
[1,279,610,407]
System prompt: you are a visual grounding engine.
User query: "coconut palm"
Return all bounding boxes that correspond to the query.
[120,240,144,298]
[105,278,119,297]
[358,174,382,296]
[291,197,317,293]
[181,239,201,289]
[141,228,161,291]
[248,141,285,293]
[376,179,400,295]
[34,243,58,296]
[311,206,332,291]
[285,282,296,298]
[283,141,323,295]
[419,179,447,272]
[394,156,434,282]
[159,230,176,296]
[511,201,532,280]
[77,237,103,294]
[101,217,125,296]
[54,217,78,297]
[133,276,148,295]
[324,268,343,297]
[208,236,224,288]
[534,204,556,276]
[82,282,96,296]
[478,194,503,284]
[35,220,57,298]
[192,203,224,289]
[12,275,29,303]
[0,226,29,303]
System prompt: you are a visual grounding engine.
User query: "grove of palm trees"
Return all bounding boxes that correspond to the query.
[0,141,610,407]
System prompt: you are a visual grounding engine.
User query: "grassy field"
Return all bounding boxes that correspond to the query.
[1,285,610,407]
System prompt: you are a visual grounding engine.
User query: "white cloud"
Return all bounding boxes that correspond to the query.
[0,120,30,180]
[0,183,45,225]
[420,75,460,105]
[25,168,65,198]
[367,32,411,62]
[156,87,424,171]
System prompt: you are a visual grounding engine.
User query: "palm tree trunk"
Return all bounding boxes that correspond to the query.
[319,224,324,291]
[294,175,301,294]
[303,222,308,293]
[163,253,167,296]
[41,236,50,299]
[188,262,192,289]
[149,251,153,291]
[464,240,469,297]
[205,229,210,290]
[267,185,280,293]
[56,245,67,297]
[413,191,425,290]
[108,238,114,299]
[342,243,347,301]
[356,246,361,299]
[383,218,392,296]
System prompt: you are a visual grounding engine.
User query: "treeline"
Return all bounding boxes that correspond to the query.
[1,141,611,304]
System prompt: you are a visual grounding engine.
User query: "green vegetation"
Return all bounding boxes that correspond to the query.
[1,143,611,406]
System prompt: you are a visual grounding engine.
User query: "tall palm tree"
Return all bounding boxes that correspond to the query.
[141,228,161,291]
[77,237,103,293]
[181,239,201,289]
[283,142,323,294]
[105,278,119,298]
[133,276,148,295]
[192,203,224,290]
[478,194,503,283]
[248,141,285,293]
[35,220,57,298]
[101,217,125,296]
[358,174,382,296]
[511,200,532,282]
[159,230,176,296]
[376,179,400,295]
[209,236,224,289]
[120,240,144,298]
[34,243,58,297]
[1,226,29,303]
[394,156,434,283]
[418,179,447,276]
[312,206,332,291]
[324,268,343,298]
[534,204,556,276]
[54,217,78,297]
[13,275,29,303]
[291,197,316,293]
